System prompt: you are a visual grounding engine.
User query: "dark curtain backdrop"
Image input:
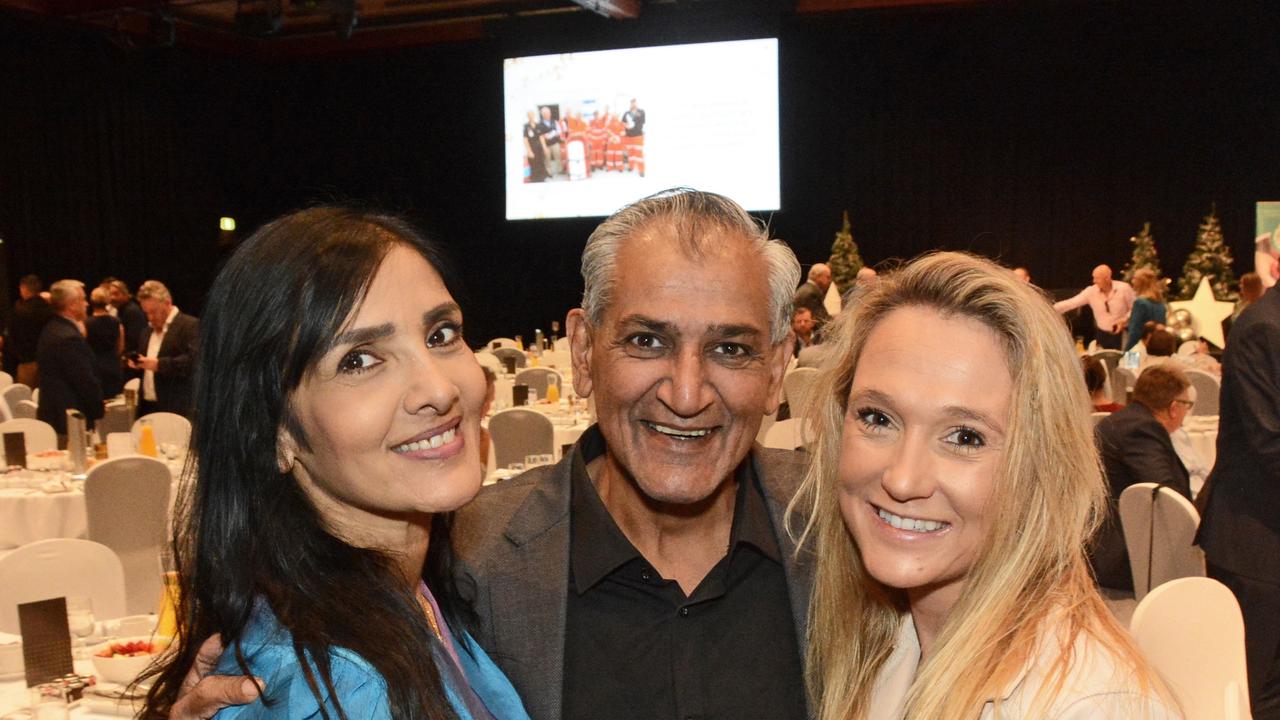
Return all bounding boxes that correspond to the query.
[1,1,1276,342]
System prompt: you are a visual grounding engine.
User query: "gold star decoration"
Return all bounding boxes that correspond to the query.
[1168,277,1235,349]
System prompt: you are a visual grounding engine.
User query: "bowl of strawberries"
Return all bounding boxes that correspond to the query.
[90,636,171,685]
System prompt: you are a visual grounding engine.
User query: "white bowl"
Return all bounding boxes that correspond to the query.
[89,635,171,685]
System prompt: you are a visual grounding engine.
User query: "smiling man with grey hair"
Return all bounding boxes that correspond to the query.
[455,187,811,720]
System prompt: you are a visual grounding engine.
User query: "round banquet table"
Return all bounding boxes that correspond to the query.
[0,459,183,551]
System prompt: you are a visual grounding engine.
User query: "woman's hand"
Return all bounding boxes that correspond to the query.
[169,635,262,720]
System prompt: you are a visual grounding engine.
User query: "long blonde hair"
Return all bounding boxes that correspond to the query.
[790,252,1167,719]
[1132,267,1165,301]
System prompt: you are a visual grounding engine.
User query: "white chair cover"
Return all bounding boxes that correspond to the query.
[488,408,555,469]
[553,336,571,352]
[474,351,503,373]
[491,347,528,371]
[12,399,37,420]
[131,412,192,450]
[2,384,32,420]
[762,418,813,450]
[1177,340,1199,356]
[782,367,820,418]
[0,538,127,634]
[514,367,563,401]
[0,418,58,453]
[123,378,141,393]
[1130,577,1251,720]
[541,350,572,369]
[1118,482,1205,601]
[485,338,521,350]
[0,371,12,389]
[1184,369,1220,416]
[84,456,172,615]
[1111,366,1137,405]
[30,388,38,406]
[106,432,136,459]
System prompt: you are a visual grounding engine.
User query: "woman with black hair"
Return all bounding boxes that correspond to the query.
[141,207,529,720]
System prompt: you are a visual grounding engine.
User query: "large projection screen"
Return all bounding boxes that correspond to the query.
[504,38,780,220]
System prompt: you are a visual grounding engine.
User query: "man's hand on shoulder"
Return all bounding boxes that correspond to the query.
[169,635,262,720]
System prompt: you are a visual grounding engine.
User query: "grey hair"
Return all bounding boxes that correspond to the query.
[136,279,172,303]
[580,187,801,344]
[49,279,85,311]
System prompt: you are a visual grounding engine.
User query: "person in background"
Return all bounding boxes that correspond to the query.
[523,110,548,184]
[792,306,816,357]
[794,252,1175,718]
[794,262,833,331]
[139,207,529,720]
[1092,364,1194,593]
[85,286,124,397]
[1125,268,1167,351]
[5,274,54,387]
[1197,270,1280,718]
[108,279,149,356]
[1141,328,1177,367]
[621,98,645,176]
[1083,354,1123,413]
[127,280,199,417]
[36,280,103,443]
[1054,264,1136,350]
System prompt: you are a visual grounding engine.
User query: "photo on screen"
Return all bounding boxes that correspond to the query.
[504,38,781,220]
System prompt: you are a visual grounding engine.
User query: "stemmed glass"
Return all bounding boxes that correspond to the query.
[66,596,95,658]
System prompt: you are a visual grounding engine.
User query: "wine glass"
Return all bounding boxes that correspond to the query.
[67,596,95,657]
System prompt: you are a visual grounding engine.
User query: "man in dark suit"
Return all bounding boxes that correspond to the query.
[793,261,832,331]
[107,279,149,356]
[4,274,54,386]
[126,280,198,417]
[35,280,103,441]
[1091,363,1193,592]
[451,190,809,720]
[1198,282,1280,718]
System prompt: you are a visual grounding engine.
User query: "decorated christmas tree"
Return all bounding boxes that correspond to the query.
[1121,222,1161,283]
[1177,205,1238,301]
[828,211,865,293]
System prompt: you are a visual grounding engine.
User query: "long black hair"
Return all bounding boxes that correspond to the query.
[142,206,474,720]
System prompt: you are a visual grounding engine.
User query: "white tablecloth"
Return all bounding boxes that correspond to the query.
[0,460,183,550]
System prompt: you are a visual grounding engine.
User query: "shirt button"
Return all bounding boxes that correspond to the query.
[679,607,690,617]
[641,569,652,582]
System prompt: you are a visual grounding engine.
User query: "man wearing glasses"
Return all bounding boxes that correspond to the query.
[1053,264,1136,349]
[1089,363,1194,593]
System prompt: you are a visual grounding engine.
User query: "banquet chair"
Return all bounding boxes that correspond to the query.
[488,408,554,470]
[1130,577,1251,720]
[1184,369,1220,416]
[132,412,192,450]
[0,371,11,389]
[1111,366,1137,406]
[0,538,126,634]
[30,388,39,405]
[84,456,172,615]
[515,367,562,401]
[0,418,58,453]
[1177,340,1199,356]
[485,337,521,350]
[474,351,503,374]
[2,383,33,420]
[762,418,813,450]
[1118,482,1204,602]
[13,399,37,420]
[782,367,820,419]
[123,377,141,394]
[491,347,528,372]
[542,350,571,369]
[553,336,570,352]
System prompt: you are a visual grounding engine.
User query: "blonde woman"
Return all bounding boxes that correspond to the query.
[1126,267,1167,351]
[792,252,1178,719]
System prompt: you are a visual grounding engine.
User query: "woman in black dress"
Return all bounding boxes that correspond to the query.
[85,286,124,397]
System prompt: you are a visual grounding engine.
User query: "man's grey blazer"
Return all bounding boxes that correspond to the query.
[452,442,815,720]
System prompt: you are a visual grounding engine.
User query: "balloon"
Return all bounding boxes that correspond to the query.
[1169,308,1193,328]
[1176,326,1197,343]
